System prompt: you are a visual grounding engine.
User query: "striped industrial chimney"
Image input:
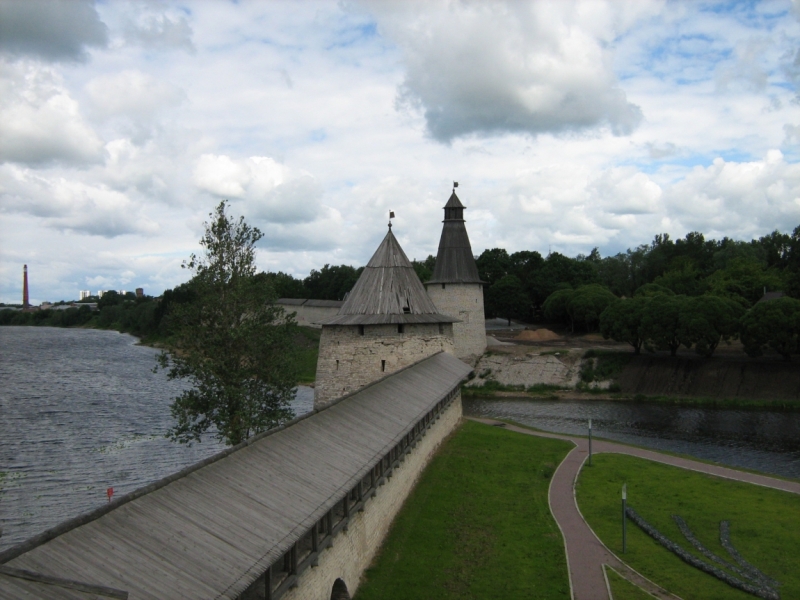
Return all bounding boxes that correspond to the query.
[23,264,29,309]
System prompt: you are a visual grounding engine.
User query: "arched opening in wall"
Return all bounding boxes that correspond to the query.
[330,578,350,600]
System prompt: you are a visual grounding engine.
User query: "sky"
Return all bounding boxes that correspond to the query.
[1,0,800,304]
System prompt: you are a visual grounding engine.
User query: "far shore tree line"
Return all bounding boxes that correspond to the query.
[3,225,799,360]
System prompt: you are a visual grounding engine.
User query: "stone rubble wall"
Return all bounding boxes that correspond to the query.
[466,350,583,388]
[277,303,341,328]
[426,283,486,365]
[280,395,463,600]
[314,323,456,408]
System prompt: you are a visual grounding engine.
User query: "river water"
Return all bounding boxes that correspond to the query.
[1,328,798,554]
[0,327,313,552]
[463,397,800,480]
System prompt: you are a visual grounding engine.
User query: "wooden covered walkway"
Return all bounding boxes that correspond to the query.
[0,352,471,600]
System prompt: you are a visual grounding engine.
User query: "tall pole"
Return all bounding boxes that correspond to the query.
[588,418,592,466]
[22,265,29,309]
[622,483,627,554]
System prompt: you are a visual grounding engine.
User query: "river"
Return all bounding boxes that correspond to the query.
[0,326,313,552]
[1,327,798,554]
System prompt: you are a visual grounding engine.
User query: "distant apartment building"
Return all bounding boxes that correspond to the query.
[80,290,92,300]
[135,288,144,298]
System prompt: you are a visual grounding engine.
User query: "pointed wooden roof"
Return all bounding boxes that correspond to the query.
[318,227,457,325]
[428,191,483,285]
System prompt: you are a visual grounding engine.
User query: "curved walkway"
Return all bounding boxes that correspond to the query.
[467,417,800,600]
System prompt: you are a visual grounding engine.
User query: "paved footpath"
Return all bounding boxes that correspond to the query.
[467,417,800,600]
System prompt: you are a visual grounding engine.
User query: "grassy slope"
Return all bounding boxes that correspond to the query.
[354,420,572,600]
[294,326,320,384]
[605,567,654,600]
[577,454,800,600]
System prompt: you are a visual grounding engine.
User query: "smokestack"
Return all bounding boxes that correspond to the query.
[23,265,29,309]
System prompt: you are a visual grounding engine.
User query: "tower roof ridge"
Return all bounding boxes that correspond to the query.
[444,191,464,209]
[320,228,457,325]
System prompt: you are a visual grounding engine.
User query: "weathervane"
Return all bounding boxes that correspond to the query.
[453,181,458,191]
[388,210,395,229]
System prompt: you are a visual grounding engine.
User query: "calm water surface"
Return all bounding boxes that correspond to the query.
[0,327,313,552]
[463,397,800,479]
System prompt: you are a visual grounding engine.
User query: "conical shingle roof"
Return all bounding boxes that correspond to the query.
[318,227,458,325]
[428,191,483,284]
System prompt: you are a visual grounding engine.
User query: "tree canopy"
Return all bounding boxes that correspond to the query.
[156,201,298,446]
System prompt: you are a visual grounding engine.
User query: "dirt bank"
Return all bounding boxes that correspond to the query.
[618,356,800,401]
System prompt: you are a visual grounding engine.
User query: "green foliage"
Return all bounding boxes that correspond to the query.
[677,295,745,357]
[354,422,572,600]
[599,296,649,353]
[567,284,618,332]
[156,201,298,446]
[634,283,674,297]
[740,296,800,360]
[705,258,785,307]
[640,294,688,356]
[579,350,631,382]
[411,255,436,283]
[475,247,511,287]
[542,288,573,325]
[577,454,800,600]
[303,263,363,300]
[485,274,529,323]
[259,271,306,299]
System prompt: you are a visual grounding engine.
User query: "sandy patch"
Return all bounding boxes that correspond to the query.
[516,328,561,342]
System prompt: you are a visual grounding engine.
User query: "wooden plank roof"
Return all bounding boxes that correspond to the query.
[1,352,472,600]
[428,194,483,285]
[318,228,457,326]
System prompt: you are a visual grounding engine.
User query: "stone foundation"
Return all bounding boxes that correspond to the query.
[314,323,456,408]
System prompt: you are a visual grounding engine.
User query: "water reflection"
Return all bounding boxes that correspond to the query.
[463,397,800,479]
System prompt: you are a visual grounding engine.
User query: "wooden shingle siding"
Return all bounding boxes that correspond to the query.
[1,352,471,600]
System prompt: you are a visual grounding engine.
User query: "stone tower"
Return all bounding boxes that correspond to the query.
[424,189,486,364]
[314,224,458,409]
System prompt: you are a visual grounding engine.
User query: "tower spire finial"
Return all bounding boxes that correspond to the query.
[388,210,395,229]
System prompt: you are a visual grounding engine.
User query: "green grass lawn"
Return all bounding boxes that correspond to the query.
[354,420,573,600]
[577,454,800,600]
[604,566,654,600]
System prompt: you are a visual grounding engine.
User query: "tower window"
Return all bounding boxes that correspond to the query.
[398,324,405,334]
[441,283,446,290]
[336,360,339,371]
[439,323,444,334]
[358,325,365,336]
[381,360,386,372]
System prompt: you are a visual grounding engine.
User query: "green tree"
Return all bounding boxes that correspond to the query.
[640,294,687,356]
[157,201,298,446]
[476,248,511,287]
[542,287,573,328]
[740,296,800,360]
[677,295,744,357]
[486,275,529,325]
[303,264,362,300]
[566,284,617,333]
[411,255,437,283]
[599,296,648,353]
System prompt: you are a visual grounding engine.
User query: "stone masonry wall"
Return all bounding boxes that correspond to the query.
[426,283,486,364]
[277,303,340,328]
[280,394,463,600]
[314,324,456,408]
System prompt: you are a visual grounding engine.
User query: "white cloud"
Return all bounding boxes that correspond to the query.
[193,154,322,224]
[371,0,653,142]
[663,150,800,237]
[85,70,185,121]
[0,60,103,165]
[589,167,662,215]
[0,164,159,237]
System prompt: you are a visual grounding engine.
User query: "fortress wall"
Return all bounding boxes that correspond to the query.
[426,283,486,364]
[314,324,455,408]
[280,394,463,600]
[277,303,340,328]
